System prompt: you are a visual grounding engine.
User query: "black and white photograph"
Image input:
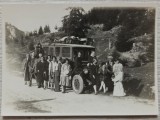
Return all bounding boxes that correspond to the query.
[1,3,158,116]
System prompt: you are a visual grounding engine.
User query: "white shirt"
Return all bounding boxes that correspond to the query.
[49,61,58,75]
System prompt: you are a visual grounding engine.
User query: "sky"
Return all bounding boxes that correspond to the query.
[3,4,152,33]
[3,4,94,33]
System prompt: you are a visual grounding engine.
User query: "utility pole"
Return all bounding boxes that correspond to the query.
[109,38,111,50]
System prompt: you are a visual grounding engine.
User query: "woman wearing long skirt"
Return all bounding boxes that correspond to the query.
[60,59,71,93]
[47,55,52,88]
[54,57,62,92]
[112,59,126,96]
[24,54,31,85]
[49,56,58,91]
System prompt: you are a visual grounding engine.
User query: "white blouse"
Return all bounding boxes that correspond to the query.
[49,61,58,75]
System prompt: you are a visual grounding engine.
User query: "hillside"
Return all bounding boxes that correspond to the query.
[124,62,155,99]
[6,23,25,44]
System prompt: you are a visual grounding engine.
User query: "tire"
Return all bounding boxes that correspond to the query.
[72,75,84,94]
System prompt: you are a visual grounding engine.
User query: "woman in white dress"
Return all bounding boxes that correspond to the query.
[112,59,126,96]
[60,59,71,93]
[49,56,58,90]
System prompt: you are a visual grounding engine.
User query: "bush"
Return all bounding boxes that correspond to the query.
[28,41,35,51]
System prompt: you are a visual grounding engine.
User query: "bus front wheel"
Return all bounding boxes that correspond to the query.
[72,75,84,94]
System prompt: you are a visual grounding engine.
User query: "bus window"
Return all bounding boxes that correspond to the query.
[49,47,54,56]
[55,47,60,56]
[43,47,49,55]
[62,47,70,58]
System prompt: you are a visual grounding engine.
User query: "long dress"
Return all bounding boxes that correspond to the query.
[112,63,126,96]
[28,58,36,79]
[49,61,58,83]
[60,63,71,87]
[24,59,30,81]
[113,63,123,76]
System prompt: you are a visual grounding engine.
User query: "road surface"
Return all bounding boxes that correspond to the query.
[1,71,158,116]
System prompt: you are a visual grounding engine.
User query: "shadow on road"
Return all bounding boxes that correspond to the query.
[14,98,56,113]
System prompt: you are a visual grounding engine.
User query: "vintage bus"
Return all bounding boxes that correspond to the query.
[41,43,96,94]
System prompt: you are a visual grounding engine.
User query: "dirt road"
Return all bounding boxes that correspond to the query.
[1,71,158,116]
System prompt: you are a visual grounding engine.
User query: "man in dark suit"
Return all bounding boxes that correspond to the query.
[36,57,46,88]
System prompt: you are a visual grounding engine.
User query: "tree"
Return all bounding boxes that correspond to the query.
[29,32,33,36]
[115,27,133,52]
[54,25,58,30]
[33,30,38,36]
[44,25,47,33]
[38,26,43,35]
[105,8,155,52]
[47,25,51,33]
[85,8,120,31]
[62,7,89,38]
[44,25,51,33]
[28,41,35,51]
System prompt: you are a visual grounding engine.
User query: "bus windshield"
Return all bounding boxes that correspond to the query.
[73,47,95,61]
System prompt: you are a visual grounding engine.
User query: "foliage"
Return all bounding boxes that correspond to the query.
[61,7,89,38]
[86,8,120,31]
[44,25,51,33]
[115,27,133,52]
[85,8,155,54]
[38,26,44,35]
[28,40,35,51]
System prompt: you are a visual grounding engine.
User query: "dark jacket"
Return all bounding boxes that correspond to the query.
[36,61,46,81]
[90,64,99,76]
[74,56,82,68]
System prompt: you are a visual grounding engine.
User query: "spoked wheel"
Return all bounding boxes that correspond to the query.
[72,75,84,94]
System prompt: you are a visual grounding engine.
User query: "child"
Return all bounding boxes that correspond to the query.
[98,62,108,93]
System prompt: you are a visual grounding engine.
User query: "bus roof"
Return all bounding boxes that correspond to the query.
[42,43,95,48]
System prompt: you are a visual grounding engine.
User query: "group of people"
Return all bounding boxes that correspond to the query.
[24,51,72,93]
[79,51,126,96]
[24,49,126,96]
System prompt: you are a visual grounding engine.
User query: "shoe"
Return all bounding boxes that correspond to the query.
[95,91,98,95]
